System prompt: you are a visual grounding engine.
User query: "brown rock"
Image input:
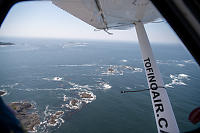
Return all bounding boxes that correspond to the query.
[0,90,6,96]
[80,92,93,98]
[9,102,40,132]
[48,111,64,125]
[108,68,114,73]
[55,111,64,116]
[70,99,79,106]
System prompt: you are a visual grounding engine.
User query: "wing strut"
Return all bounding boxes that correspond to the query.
[135,21,179,133]
[94,0,108,29]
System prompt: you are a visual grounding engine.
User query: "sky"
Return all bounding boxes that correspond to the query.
[0,1,181,44]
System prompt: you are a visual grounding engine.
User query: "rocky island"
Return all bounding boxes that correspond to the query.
[0,90,7,96]
[0,42,15,45]
[70,99,79,106]
[107,68,114,73]
[79,92,93,98]
[8,102,40,132]
[78,91,96,104]
[48,111,64,126]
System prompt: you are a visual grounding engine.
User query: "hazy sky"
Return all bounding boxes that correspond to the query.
[0,1,181,44]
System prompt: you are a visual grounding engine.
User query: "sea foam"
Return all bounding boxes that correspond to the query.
[42,77,63,81]
[165,74,190,88]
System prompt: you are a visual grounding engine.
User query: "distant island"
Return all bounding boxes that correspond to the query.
[0,42,15,46]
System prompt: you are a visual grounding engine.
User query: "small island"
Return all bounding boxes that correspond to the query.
[70,99,79,106]
[48,111,64,126]
[0,90,7,96]
[0,42,15,46]
[79,92,93,98]
[107,68,114,73]
[53,77,62,81]
[66,99,82,110]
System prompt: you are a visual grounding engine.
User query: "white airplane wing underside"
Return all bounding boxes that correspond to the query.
[52,0,161,30]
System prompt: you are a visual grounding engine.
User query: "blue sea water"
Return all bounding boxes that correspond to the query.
[0,37,200,133]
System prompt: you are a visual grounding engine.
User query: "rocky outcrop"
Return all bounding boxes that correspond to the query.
[0,90,7,96]
[9,102,40,132]
[108,68,114,73]
[79,92,93,98]
[0,42,15,45]
[48,111,64,126]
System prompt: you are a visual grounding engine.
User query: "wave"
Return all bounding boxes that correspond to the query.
[120,59,128,63]
[156,59,196,67]
[97,81,112,90]
[42,77,63,81]
[121,66,143,73]
[56,64,96,67]
[18,88,68,91]
[67,81,94,91]
[62,42,88,48]
[18,81,94,92]
[101,65,142,76]
[0,83,20,88]
[183,59,195,64]
[177,64,185,67]
[63,94,68,102]
[125,87,132,90]
[132,67,143,72]
[156,60,171,65]
[52,64,143,77]
[165,74,190,88]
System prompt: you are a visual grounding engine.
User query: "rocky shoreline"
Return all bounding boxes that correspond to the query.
[5,91,96,132]
[8,102,40,132]
[8,101,66,132]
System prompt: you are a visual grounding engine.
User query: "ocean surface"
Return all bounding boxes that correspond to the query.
[0,37,200,133]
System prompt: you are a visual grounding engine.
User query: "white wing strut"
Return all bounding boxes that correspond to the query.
[135,21,179,133]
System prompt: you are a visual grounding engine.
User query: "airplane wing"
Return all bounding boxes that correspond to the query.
[52,0,161,30]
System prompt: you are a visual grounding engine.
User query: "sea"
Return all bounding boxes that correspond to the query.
[0,37,199,133]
